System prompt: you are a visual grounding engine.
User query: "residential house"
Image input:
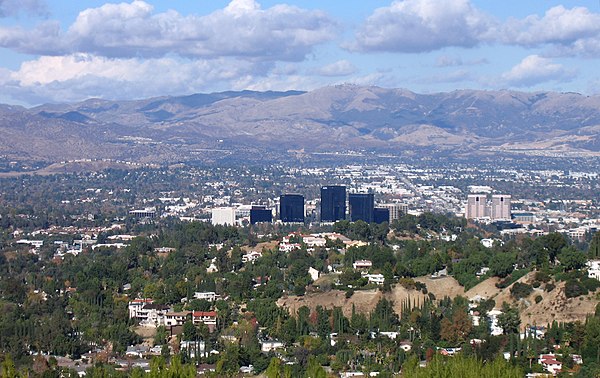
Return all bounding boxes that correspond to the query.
[193,311,218,332]
[128,299,154,319]
[353,260,372,270]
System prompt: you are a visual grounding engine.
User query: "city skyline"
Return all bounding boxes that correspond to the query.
[2,0,600,105]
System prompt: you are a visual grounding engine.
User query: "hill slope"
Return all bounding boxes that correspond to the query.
[2,85,600,164]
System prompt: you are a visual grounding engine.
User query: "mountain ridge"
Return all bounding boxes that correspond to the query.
[2,86,600,165]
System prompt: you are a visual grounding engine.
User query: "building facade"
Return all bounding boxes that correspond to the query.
[349,193,374,223]
[279,194,305,223]
[320,185,346,222]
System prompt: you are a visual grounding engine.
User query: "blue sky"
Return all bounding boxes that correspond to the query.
[2,0,600,105]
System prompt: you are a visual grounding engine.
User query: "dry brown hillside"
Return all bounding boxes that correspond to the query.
[277,273,600,328]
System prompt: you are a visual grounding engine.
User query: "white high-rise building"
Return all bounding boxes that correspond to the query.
[466,194,487,219]
[211,207,236,226]
[491,195,511,220]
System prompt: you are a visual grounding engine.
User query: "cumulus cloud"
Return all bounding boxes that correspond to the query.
[350,0,495,53]
[502,6,600,46]
[0,0,47,17]
[314,60,357,76]
[0,0,337,61]
[500,55,575,87]
[5,54,272,103]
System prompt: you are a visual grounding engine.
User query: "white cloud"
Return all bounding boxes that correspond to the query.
[502,6,600,46]
[350,0,494,53]
[0,0,337,61]
[500,55,575,87]
[6,54,272,104]
[314,60,357,76]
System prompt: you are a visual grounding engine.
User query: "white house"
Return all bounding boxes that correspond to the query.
[193,311,218,332]
[353,260,373,270]
[260,340,285,353]
[587,260,600,280]
[242,251,262,264]
[308,267,320,281]
[538,354,562,375]
[487,309,504,336]
[365,273,385,285]
[128,299,154,319]
[162,312,191,327]
[194,292,220,301]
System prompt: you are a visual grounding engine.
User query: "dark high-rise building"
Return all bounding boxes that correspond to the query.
[320,185,346,222]
[250,206,272,225]
[373,208,390,224]
[349,193,374,223]
[279,194,304,223]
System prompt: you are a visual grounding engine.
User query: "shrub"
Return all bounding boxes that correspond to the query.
[532,281,541,288]
[535,295,543,304]
[534,271,551,283]
[581,277,600,292]
[545,283,556,292]
[565,279,588,298]
[345,289,354,299]
[510,282,533,299]
[399,277,416,290]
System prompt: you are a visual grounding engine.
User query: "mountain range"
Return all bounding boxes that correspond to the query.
[1,85,600,166]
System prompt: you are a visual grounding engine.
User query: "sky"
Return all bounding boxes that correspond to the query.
[2,0,600,106]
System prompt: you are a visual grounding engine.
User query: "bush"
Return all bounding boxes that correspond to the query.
[545,283,556,292]
[345,289,354,299]
[581,277,600,292]
[534,271,551,283]
[496,269,529,289]
[510,282,533,299]
[565,279,588,298]
[399,277,416,290]
[535,295,543,304]
[532,281,541,288]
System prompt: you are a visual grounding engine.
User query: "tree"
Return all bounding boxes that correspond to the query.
[489,253,514,278]
[304,356,327,378]
[590,231,600,258]
[541,232,568,263]
[558,246,587,271]
[440,310,473,344]
[266,357,282,378]
[497,303,520,335]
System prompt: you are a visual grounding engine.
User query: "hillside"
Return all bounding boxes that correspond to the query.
[277,273,600,329]
[2,86,600,165]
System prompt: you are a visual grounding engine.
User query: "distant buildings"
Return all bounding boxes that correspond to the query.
[466,193,511,221]
[211,207,236,226]
[491,194,511,220]
[279,194,304,223]
[373,207,390,224]
[129,207,156,218]
[381,203,408,223]
[466,194,487,219]
[349,193,374,223]
[249,205,272,224]
[320,185,346,222]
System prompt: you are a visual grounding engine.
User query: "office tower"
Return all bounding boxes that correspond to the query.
[211,207,236,226]
[373,208,390,224]
[279,194,305,223]
[491,194,511,220]
[349,193,374,223]
[382,203,408,223]
[321,185,346,222]
[250,206,272,225]
[465,194,487,219]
